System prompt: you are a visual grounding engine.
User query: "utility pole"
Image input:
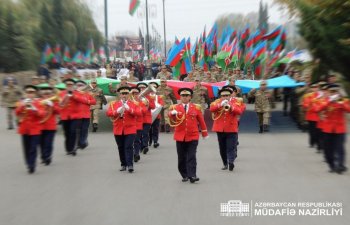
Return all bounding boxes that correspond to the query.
[162,0,167,57]
[145,0,150,60]
[104,0,109,63]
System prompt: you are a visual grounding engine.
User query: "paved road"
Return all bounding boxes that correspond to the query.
[0,103,349,225]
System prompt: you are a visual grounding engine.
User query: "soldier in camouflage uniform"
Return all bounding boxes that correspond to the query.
[201,71,217,83]
[1,77,22,129]
[157,76,177,132]
[85,78,106,132]
[248,80,273,133]
[156,65,172,80]
[183,71,195,82]
[191,75,208,114]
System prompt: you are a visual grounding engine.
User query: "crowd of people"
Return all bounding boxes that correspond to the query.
[1,61,349,178]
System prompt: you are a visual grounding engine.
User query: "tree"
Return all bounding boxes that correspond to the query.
[258,1,269,33]
[274,0,350,82]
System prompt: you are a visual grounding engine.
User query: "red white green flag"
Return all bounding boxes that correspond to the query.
[129,0,140,16]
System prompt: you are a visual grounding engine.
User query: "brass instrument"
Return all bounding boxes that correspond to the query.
[139,85,156,99]
[40,95,60,123]
[40,95,60,105]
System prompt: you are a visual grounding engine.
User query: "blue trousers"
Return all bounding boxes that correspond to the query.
[61,119,79,153]
[324,133,346,170]
[40,130,56,161]
[22,135,40,169]
[141,123,151,149]
[114,134,136,167]
[217,132,238,165]
[149,118,160,144]
[176,140,198,178]
[77,118,90,148]
[133,130,143,156]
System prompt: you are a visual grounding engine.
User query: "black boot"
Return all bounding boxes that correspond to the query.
[259,125,263,133]
[165,124,171,133]
[92,123,98,132]
[263,125,269,132]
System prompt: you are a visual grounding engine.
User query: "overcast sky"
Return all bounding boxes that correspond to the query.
[86,0,288,41]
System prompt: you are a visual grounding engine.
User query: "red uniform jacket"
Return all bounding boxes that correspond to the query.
[76,91,96,119]
[40,101,60,131]
[210,98,244,133]
[59,90,93,120]
[141,95,156,124]
[302,92,320,121]
[133,100,144,130]
[168,103,208,142]
[15,99,45,135]
[106,100,141,135]
[315,97,350,134]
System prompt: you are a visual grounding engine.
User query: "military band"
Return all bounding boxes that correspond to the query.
[5,74,348,178]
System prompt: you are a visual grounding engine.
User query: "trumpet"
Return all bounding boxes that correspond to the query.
[139,85,157,99]
[40,95,59,105]
[120,99,128,117]
[224,104,230,111]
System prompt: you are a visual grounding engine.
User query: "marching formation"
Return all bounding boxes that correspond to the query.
[1,70,349,180]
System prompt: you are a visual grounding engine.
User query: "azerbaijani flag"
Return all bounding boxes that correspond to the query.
[63,46,71,62]
[42,43,54,63]
[87,39,95,54]
[277,49,296,64]
[129,0,140,16]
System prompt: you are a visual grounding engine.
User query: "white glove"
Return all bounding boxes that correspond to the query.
[24,98,31,104]
[116,107,123,113]
[203,135,210,140]
[29,105,37,111]
[317,91,324,98]
[329,94,339,102]
[221,100,229,106]
[44,100,53,107]
[171,110,178,115]
[124,104,130,111]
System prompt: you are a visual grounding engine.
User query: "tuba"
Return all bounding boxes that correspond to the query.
[139,85,157,99]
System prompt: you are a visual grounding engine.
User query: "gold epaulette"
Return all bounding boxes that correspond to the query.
[169,104,177,110]
[194,104,202,110]
[149,95,155,99]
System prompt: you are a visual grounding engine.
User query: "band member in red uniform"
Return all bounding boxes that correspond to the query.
[106,87,140,173]
[15,85,45,173]
[59,79,90,156]
[148,82,164,148]
[315,84,350,174]
[75,80,96,150]
[136,83,156,154]
[130,87,143,162]
[210,88,244,171]
[38,87,60,165]
[302,82,321,149]
[168,88,209,183]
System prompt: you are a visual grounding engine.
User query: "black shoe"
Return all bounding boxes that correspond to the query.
[128,166,134,173]
[134,155,140,162]
[79,143,88,150]
[44,159,51,166]
[221,165,228,170]
[189,177,200,183]
[92,123,98,132]
[143,147,149,154]
[263,125,269,132]
[7,126,14,130]
[153,143,159,148]
[229,163,235,171]
[182,177,189,182]
[120,166,126,171]
[28,167,35,174]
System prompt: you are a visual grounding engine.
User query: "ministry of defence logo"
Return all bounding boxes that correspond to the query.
[220,200,250,217]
